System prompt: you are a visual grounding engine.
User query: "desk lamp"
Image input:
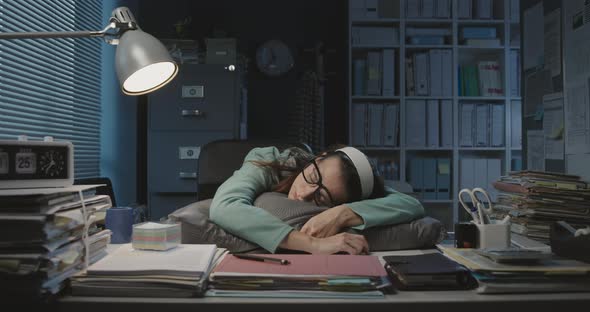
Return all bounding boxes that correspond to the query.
[0,7,178,95]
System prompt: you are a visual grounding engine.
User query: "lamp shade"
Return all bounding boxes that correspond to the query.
[115,29,178,95]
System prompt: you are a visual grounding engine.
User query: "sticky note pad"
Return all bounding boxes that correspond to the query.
[132,222,181,251]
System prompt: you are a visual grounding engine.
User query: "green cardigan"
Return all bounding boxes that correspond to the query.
[209,147,425,253]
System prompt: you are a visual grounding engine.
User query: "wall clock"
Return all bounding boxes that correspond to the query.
[256,40,294,77]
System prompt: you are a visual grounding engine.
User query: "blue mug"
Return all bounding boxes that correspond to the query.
[105,207,135,244]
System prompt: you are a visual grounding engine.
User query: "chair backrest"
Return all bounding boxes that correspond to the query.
[74,176,117,207]
[197,139,312,201]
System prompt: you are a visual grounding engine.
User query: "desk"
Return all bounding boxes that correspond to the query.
[57,291,590,312]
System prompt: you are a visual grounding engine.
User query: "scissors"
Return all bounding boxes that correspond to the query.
[458,187,493,224]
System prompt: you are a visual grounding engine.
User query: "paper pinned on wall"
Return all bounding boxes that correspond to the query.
[523,2,544,71]
[524,69,553,117]
[544,9,561,77]
[527,130,545,171]
[542,93,565,160]
[565,80,590,155]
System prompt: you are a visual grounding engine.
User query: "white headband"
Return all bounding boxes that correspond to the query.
[336,147,374,199]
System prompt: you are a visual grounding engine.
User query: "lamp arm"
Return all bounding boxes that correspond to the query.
[0,16,136,42]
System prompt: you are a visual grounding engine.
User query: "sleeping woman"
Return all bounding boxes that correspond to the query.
[209,145,424,255]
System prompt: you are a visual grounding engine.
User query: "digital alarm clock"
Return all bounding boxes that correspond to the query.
[0,136,74,189]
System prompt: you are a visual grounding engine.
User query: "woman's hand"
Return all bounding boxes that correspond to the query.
[309,232,369,255]
[301,205,363,238]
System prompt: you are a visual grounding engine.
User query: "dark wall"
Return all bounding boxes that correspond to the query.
[137,0,348,146]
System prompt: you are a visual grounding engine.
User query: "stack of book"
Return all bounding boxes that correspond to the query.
[492,171,590,243]
[439,246,590,294]
[0,185,112,300]
[70,243,225,298]
[207,254,391,298]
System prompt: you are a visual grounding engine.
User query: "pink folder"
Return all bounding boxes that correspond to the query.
[212,254,387,277]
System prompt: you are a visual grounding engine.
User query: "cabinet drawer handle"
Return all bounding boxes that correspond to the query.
[181,109,204,117]
[179,172,197,179]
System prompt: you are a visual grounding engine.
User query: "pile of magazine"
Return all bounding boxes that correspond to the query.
[492,170,590,243]
[0,185,112,301]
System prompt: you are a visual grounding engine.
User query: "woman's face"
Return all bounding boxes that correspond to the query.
[288,156,348,206]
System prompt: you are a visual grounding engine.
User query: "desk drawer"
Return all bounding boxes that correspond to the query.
[148,131,233,192]
[148,64,238,131]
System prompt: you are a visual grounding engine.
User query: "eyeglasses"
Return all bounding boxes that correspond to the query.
[302,158,335,207]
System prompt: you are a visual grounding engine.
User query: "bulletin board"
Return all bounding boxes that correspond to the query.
[562,0,590,181]
[521,0,566,173]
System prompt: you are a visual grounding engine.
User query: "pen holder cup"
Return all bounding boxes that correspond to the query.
[476,222,510,249]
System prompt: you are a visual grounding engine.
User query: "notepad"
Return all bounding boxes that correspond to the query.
[87,243,217,278]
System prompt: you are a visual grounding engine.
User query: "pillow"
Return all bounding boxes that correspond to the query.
[168,192,446,253]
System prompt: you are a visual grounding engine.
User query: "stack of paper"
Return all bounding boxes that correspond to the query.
[439,246,590,294]
[0,185,112,299]
[207,254,390,298]
[492,171,590,243]
[70,243,224,298]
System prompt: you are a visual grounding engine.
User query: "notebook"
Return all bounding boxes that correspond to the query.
[87,243,217,278]
[383,252,475,290]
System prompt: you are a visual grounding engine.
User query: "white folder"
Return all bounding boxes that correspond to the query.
[460,103,475,147]
[382,49,395,96]
[406,100,427,147]
[383,104,399,146]
[491,103,505,147]
[352,103,367,146]
[440,100,453,147]
[368,103,384,146]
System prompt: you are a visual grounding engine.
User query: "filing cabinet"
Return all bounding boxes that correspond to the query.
[147,64,240,221]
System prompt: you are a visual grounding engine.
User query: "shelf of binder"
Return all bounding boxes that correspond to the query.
[348,0,522,228]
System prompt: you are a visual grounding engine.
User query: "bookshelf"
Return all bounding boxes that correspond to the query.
[348,0,522,230]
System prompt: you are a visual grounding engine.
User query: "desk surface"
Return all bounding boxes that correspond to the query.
[57,291,590,312]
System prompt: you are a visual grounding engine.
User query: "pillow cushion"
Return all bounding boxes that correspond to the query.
[168,192,446,253]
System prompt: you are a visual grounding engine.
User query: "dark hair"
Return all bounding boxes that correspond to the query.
[251,145,385,204]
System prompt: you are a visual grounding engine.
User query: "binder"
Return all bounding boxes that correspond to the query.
[490,103,505,147]
[353,58,366,95]
[486,158,502,201]
[383,253,474,290]
[409,157,424,195]
[414,52,429,96]
[406,100,426,147]
[460,157,475,191]
[440,100,453,147]
[427,99,440,147]
[441,49,453,96]
[383,104,399,146]
[511,100,522,148]
[405,57,415,95]
[349,0,365,19]
[510,50,520,96]
[406,0,420,18]
[436,0,451,18]
[421,0,435,18]
[352,103,367,146]
[423,157,437,200]
[368,103,384,146]
[474,158,488,193]
[382,49,395,96]
[460,103,475,147]
[364,0,379,18]
[475,0,492,19]
[510,0,520,23]
[457,0,472,19]
[429,49,443,96]
[366,52,382,96]
[436,157,451,199]
[475,104,489,147]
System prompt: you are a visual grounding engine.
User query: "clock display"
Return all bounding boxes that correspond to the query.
[15,152,36,174]
[0,138,73,189]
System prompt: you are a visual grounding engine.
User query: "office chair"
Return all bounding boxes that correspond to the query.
[197,139,312,201]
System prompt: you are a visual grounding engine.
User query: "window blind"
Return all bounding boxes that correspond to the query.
[0,0,103,179]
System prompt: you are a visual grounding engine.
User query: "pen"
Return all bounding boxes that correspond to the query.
[233,254,291,265]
